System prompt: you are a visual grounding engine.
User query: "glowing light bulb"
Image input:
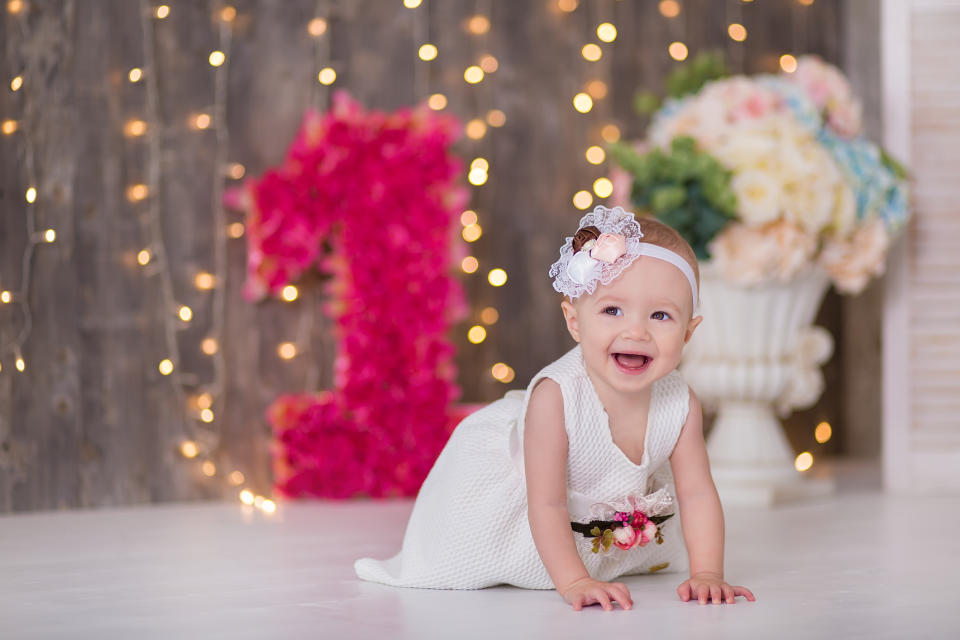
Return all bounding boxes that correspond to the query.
[158,359,174,375]
[780,54,798,73]
[462,224,482,242]
[137,249,152,266]
[585,146,605,164]
[229,471,245,486]
[659,0,680,18]
[7,0,24,15]
[124,119,147,137]
[573,190,593,210]
[491,362,515,383]
[428,93,447,110]
[471,157,489,172]
[597,23,617,42]
[219,6,236,22]
[43,229,56,242]
[464,65,484,84]
[126,184,149,202]
[467,325,487,344]
[815,421,832,444]
[468,168,488,186]
[486,109,506,127]
[466,15,490,35]
[227,163,245,179]
[10,75,23,91]
[196,392,212,409]
[418,44,438,61]
[581,44,602,62]
[200,408,214,423]
[557,0,578,12]
[180,441,198,458]
[308,17,327,36]
[318,67,336,85]
[262,499,277,513]
[178,305,192,322]
[593,177,613,198]
[194,272,215,290]
[795,451,814,472]
[201,461,216,476]
[254,495,264,508]
[586,80,608,99]
[278,342,297,359]
[487,268,507,287]
[209,50,225,67]
[668,42,689,61]
[465,119,487,140]
[403,0,421,7]
[128,68,143,83]
[601,124,621,143]
[479,54,498,73]
[25,187,36,203]
[193,113,211,129]
[155,5,170,19]
[281,285,298,301]
[1,119,17,135]
[239,489,254,505]
[461,256,479,273]
[460,210,478,226]
[228,222,245,238]
[728,23,747,42]
[0,291,11,303]
[15,356,25,372]
[573,93,593,113]
[480,307,499,325]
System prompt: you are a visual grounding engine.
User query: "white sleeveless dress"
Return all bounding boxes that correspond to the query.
[354,345,691,589]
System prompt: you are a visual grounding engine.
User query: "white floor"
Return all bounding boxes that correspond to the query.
[2,463,959,639]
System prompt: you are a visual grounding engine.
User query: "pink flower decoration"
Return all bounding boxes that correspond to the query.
[640,521,658,546]
[613,525,639,550]
[590,233,627,263]
[234,92,469,499]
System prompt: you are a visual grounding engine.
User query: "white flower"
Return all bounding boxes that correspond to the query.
[731,169,783,226]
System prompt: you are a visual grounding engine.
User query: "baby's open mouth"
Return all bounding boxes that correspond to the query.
[613,353,651,371]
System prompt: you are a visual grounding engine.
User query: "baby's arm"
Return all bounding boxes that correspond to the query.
[524,379,632,611]
[670,390,755,604]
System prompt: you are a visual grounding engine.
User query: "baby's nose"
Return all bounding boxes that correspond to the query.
[623,320,651,340]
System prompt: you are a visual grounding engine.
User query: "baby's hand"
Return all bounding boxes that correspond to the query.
[676,572,755,604]
[558,576,633,611]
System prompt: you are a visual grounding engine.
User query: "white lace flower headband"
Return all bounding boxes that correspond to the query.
[549,205,699,312]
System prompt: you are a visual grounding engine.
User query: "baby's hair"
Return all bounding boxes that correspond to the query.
[635,216,700,291]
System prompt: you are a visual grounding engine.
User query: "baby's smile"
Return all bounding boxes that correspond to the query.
[612,352,652,375]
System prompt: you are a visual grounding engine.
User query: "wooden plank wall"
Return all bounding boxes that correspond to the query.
[908,6,960,448]
[0,0,843,512]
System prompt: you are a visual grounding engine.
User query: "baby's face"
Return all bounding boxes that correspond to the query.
[561,256,701,397]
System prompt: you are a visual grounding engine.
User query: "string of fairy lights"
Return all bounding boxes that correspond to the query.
[0,0,833,500]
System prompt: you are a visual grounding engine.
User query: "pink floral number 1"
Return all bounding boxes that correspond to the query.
[232,92,470,499]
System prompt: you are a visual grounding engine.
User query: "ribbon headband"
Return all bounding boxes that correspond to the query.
[548,206,699,312]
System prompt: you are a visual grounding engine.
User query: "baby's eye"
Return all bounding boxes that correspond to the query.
[651,311,671,321]
[602,306,623,317]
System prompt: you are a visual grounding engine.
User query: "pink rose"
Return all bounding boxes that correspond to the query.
[613,525,639,550]
[590,233,627,263]
[640,521,658,546]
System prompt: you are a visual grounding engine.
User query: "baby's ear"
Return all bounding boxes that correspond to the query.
[560,299,581,343]
[684,315,703,344]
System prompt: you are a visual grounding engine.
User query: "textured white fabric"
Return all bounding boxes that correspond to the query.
[354,345,692,590]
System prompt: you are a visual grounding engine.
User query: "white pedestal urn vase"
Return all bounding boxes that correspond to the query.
[681,262,836,507]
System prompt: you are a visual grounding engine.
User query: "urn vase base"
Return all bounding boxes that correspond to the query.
[709,464,836,508]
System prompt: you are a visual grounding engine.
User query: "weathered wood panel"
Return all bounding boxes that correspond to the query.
[0,0,845,512]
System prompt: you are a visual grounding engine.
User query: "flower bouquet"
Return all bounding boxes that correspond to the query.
[609,55,910,506]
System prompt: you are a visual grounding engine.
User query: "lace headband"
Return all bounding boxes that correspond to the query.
[548,206,699,312]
